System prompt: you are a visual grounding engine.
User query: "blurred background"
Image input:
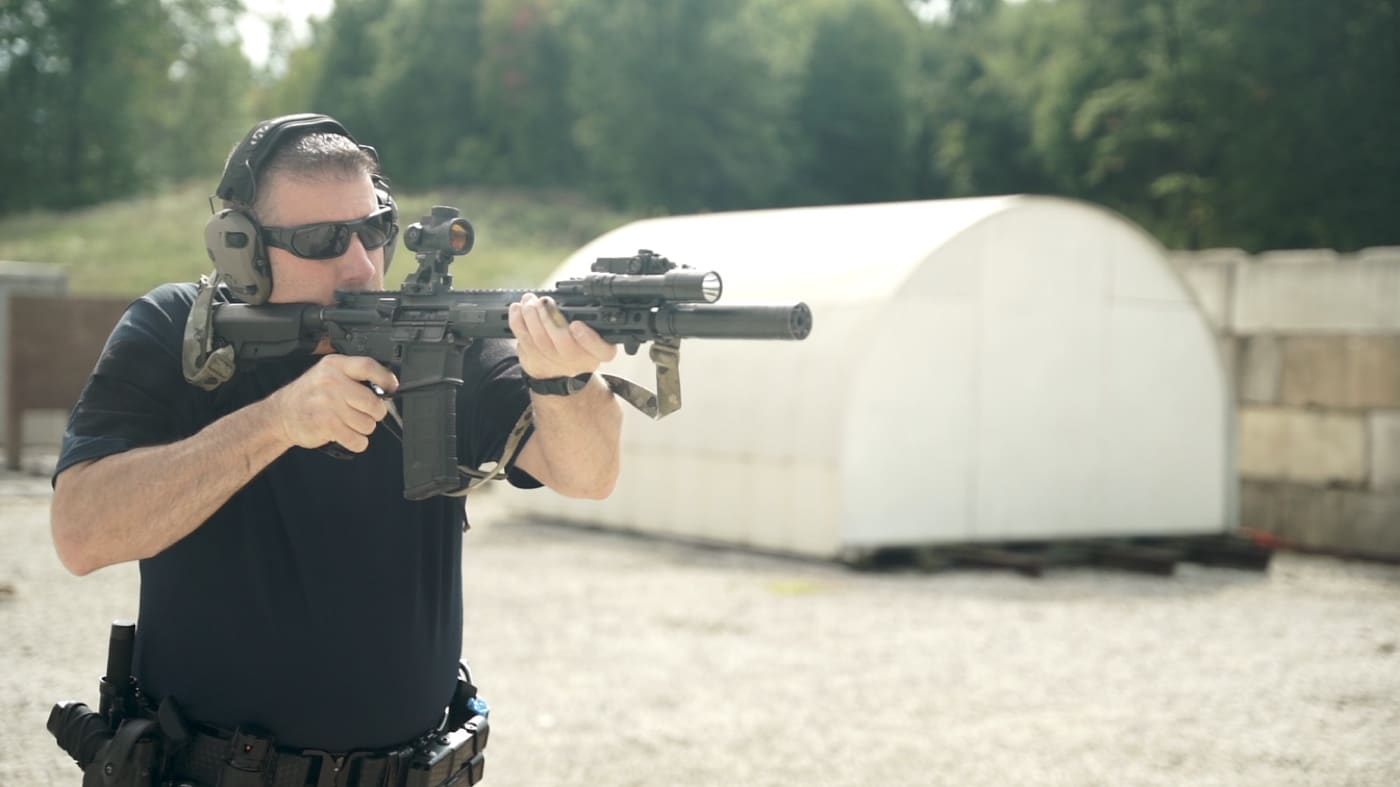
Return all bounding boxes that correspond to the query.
[2,0,1397,293]
[4,0,1400,557]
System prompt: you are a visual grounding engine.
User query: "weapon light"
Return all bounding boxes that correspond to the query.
[700,271,721,303]
[568,270,723,303]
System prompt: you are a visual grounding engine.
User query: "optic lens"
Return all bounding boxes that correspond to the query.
[449,219,474,253]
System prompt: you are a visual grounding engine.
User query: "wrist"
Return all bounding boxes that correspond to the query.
[244,395,297,454]
[524,371,594,397]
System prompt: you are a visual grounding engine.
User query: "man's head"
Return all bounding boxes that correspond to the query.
[254,132,391,303]
[204,114,398,306]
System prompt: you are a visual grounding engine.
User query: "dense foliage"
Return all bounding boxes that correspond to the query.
[3,0,1396,251]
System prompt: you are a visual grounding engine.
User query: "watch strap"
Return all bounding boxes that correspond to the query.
[524,371,593,396]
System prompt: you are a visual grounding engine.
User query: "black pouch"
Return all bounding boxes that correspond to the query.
[80,717,160,787]
[214,726,274,787]
[404,723,486,787]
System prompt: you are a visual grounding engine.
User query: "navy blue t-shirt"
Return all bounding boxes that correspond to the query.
[56,282,539,751]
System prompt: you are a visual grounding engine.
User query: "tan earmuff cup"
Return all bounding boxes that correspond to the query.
[204,209,271,304]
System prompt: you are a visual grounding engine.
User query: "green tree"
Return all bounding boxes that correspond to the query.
[0,0,251,213]
[363,0,486,187]
[474,0,578,185]
[913,0,1049,199]
[304,0,395,150]
[792,0,921,205]
[255,16,324,118]
[1049,0,1234,245]
[1014,0,1399,250]
[2,0,168,209]
[150,0,255,184]
[561,0,791,211]
[1205,0,1400,250]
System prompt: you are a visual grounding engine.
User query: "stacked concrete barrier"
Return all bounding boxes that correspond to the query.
[1170,247,1400,559]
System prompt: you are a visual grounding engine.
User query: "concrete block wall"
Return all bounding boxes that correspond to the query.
[1169,247,1400,559]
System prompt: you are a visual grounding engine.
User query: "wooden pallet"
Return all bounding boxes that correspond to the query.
[850,533,1274,577]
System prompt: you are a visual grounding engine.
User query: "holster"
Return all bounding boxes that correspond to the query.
[81,717,159,787]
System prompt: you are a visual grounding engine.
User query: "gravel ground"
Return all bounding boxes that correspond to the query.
[3,476,1399,787]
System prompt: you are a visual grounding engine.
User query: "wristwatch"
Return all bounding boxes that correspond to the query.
[524,372,593,396]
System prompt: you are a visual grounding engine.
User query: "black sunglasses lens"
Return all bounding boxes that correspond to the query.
[272,209,394,258]
[357,213,392,250]
[289,223,350,259]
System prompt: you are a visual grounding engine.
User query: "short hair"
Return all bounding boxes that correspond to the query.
[249,131,380,218]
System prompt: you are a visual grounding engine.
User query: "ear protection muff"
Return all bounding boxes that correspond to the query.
[203,113,399,304]
[374,176,398,271]
[204,207,266,303]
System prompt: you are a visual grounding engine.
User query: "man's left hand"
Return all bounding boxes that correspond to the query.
[508,292,617,379]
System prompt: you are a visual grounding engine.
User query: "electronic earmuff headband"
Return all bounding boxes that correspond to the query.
[204,113,399,305]
[215,113,381,206]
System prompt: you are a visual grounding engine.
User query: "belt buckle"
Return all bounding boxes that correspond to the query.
[304,748,370,787]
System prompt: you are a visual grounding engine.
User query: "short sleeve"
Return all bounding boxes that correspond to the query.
[54,284,199,481]
[455,339,542,490]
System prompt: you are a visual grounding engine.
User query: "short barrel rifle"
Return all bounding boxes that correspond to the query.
[183,206,813,500]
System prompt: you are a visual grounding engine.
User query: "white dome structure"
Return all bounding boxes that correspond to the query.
[503,196,1236,559]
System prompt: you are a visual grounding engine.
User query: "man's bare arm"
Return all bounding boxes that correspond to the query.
[508,293,622,498]
[51,355,398,575]
[53,400,290,575]
[514,376,622,499]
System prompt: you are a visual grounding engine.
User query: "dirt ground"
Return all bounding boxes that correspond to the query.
[3,474,1399,787]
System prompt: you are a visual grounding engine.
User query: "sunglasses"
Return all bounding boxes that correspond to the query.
[260,206,398,260]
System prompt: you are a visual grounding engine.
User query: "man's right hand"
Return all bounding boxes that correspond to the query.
[265,355,400,453]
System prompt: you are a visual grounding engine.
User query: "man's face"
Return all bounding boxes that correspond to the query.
[259,172,386,305]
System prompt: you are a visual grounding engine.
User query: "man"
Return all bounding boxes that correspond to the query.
[49,115,622,782]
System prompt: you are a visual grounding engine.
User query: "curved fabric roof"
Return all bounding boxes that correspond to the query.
[509,197,1233,557]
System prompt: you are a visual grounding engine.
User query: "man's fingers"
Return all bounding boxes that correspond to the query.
[326,354,399,393]
[511,293,624,379]
[309,355,390,421]
[518,299,563,356]
[340,406,381,436]
[569,321,619,362]
[272,356,398,452]
[332,432,371,454]
[320,406,376,453]
[541,297,570,329]
[507,302,526,341]
[532,297,579,350]
[345,384,390,421]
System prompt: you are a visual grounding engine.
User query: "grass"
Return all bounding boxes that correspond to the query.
[0,183,643,296]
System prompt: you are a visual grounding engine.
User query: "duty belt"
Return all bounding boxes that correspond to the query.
[49,621,490,787]
[167,716,488,787]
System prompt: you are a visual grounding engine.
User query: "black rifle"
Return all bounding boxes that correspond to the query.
[184,206,812,500]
